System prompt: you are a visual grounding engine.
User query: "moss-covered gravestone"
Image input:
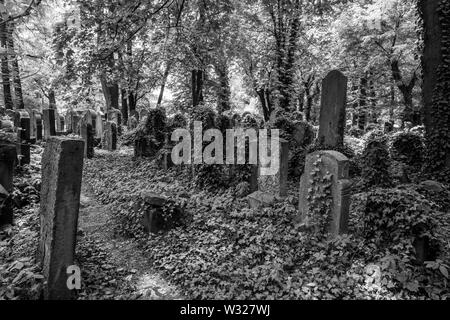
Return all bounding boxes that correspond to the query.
[298,151,352,237]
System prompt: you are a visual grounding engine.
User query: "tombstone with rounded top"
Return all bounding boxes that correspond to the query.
[318,70,348,148]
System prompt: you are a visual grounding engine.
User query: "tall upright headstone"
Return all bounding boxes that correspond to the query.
[15,110,31,166]
[0,143,17,227]
[43,109,56,140]
[80,122,94,159]
[38,137,84,300]
[298,151,352,237]
[95,112,104,139]
[102,121,117,151]
[36,113,43,141]
[317,70,348,148]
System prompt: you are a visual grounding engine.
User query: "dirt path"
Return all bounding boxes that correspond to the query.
[78,184,184,300]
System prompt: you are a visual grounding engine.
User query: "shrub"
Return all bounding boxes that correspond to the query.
[360,138,393,189]
[355,188,442,259]
[390,131,425,169]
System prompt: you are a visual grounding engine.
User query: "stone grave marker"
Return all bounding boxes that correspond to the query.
[258,138,289,198]
[317,70,348,148]
[298,150,352,237]
[80,122,94,159]
[43,109,56,140]
[0,143,17,227]
[38,137,84,300]
[102,121,117,151]
[36,113,43,141]
[15,110,31,165]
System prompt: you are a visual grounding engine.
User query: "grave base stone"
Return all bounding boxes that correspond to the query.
[247,191,276,209]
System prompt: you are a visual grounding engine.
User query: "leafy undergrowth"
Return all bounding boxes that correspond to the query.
[84,149,450,300]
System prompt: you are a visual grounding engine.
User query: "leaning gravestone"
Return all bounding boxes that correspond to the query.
[38,137,84,300]
[15,110,31,166]
[43,109,56,140]
[95,112,104,139]
[298,151,352,237]
[102,121,117,151]
[317,70,348,148]
[0,143,17,227]
[258,138,289,198]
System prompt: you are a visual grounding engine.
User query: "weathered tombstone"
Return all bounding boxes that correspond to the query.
[38,137,84,300]
[80,122,94,159]
[317,70,348,148]
[137,192,184,234]
[15,110,31,166]
[43,109,56,140]
[247,191,276,209]
[55,110,61,132]
[29,111,37,140]
[258,138,289,197]
[95,112,104,139]
[107,109,122,136]
[65,112,72,133]
[36,113,43,141]
[59,115,65,133]
[298,151,352,237]
[0,143,17,227]
[72,113,82,136]
[102,121,117,151]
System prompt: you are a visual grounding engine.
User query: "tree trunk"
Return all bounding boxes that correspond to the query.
[121,88,128,125]
[192,69,204,107]
[7,23,24,109]
[48,89,56,109]
[358,77,368,130]
[257,88,272,122]
[156,62,171,108]
[419,0,450,177]
[0,19,13,110]
[215,61,231,114]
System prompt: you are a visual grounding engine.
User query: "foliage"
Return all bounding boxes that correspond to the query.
[360,138,393,189]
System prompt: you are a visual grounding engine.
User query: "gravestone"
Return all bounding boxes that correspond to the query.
[258,138,289,197]
[65,112,72,133]
[80,122,94,159]
[38,137,84,300]
[15,110,31,166]
[298,151,352,237]
[102,121,117,151]
[95,112,104,139]
[59,115,65,133]
[43,109,56,140]
[247,191,276,209]
[36,113,43,141]
[0,143,17,227]
[72,114,81,135]
[317,70,348,148]
[55,110,61,132]
[107,109,122,136]
[29,111,37,140]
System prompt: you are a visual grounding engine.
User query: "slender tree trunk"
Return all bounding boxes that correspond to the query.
[215,61,231,114]
[48,89,56,109]
[7,23,24,109]
[192,69,204,107]
[121,88,128,125]
[257,88,272,122]
[358,77,368,130]
[0,18,13,110]
[156,62,171,108]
